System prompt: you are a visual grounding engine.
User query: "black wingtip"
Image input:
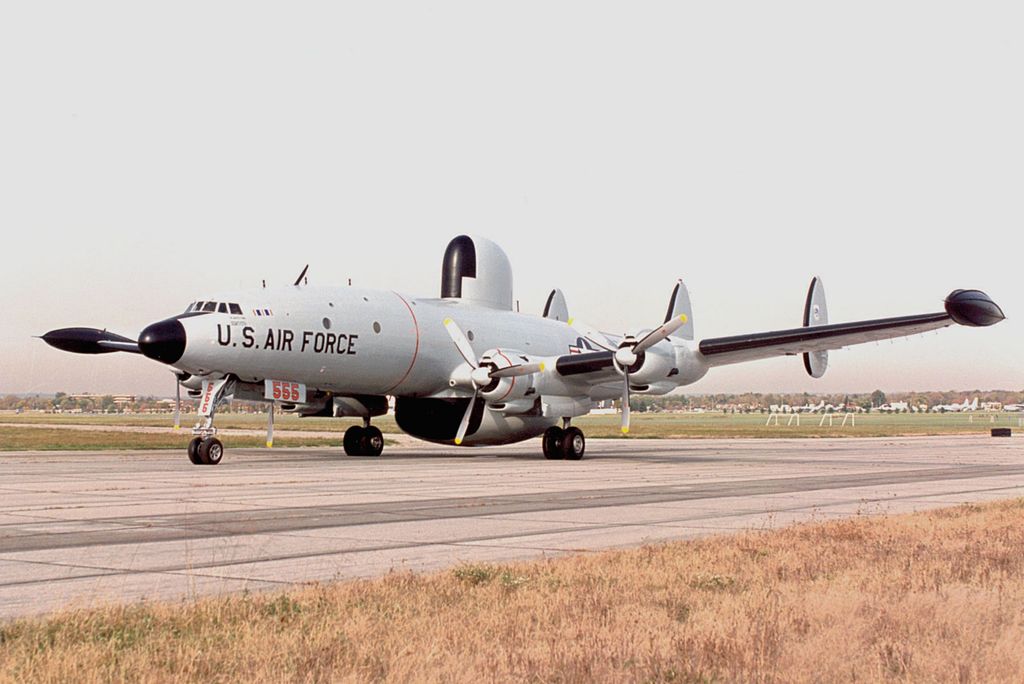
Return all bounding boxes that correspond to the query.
[944,290,1005,327]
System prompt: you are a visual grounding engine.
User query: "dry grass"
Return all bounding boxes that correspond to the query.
[3,500,1024,683]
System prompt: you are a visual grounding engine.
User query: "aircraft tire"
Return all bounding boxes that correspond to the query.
[562,427,585,461]
[542,427,564,460]
[199,437,224,465]
[187,437,203,465]
[361,426,384,457]
[343,426,365,456]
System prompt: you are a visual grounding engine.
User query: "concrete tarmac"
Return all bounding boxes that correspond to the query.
[1,435,1022,619]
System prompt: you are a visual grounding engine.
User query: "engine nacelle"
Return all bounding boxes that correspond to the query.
[613,339,677,386]
[448,348,539,404]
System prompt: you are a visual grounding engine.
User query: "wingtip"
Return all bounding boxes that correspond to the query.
[454,438,463,446]
[944,289,1005,327]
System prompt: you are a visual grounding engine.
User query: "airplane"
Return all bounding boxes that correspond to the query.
[931,397,980,413]
[796,400,826,413]
[40,235,1005,465]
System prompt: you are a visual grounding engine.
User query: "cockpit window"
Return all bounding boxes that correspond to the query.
[217,302,228,313]
[184,302,195,313]
[228,303,242,315]
[202,301,217,312]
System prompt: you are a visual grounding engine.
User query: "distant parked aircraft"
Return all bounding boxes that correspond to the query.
[931,397,979,413]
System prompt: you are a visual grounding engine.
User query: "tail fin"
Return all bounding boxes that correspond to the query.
[543,288,570,322]
[802,276,829,378]
[664,280,695,340]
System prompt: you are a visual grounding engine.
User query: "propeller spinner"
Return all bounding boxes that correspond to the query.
[615,314,688,434]
[442,318,544,445]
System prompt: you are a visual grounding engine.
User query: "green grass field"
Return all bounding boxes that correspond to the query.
[0,426,343,451]
[0,410,1019,450]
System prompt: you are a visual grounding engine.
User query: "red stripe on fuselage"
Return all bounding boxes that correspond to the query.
[384,292,420,394]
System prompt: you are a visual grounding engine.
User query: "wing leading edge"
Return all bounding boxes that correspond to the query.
[697,289,1004,367]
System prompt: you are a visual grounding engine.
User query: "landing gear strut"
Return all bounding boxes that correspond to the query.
[187,377,234,466]
[542,424,586,460]
[344,422,384,457]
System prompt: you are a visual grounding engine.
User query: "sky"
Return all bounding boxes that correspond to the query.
[1,1,1020,397]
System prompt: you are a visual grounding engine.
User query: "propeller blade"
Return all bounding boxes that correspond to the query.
[443,318,478,368]
[621,372,631,435]
[41,328,140,355]
[173,377,181,430]
[488,361,545,379]
[633,314,688,355]
[266,402,275,448]
[454,391,478,446]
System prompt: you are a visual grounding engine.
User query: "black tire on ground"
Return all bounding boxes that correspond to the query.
[187,437,203,465]
[343,426,366,456]
[199,437,224,465]
[542,427,565,460]
[561,427,586,460]
[361,426,384,456]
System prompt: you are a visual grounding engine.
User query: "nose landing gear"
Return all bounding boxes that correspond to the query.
[186,377,234,465]
[541,423,586,460]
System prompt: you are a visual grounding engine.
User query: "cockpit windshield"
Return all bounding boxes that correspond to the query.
[184,301,244,315]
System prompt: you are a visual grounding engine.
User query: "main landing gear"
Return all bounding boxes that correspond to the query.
[542,423,586,460]
[343,421,385,457]
[188,436,224,465]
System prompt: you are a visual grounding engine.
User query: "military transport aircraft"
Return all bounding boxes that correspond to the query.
[41,235,1005,464]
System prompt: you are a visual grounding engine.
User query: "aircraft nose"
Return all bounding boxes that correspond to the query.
[138,319,187,364]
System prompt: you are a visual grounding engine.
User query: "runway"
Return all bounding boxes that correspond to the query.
[1,435,1022,619]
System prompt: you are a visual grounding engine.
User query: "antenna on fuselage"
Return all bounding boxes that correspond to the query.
[293,265,309,287]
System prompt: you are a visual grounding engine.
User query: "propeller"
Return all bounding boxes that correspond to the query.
[174,374,181,430]
[443,318,545,445]
[171,371,193,429]
[615,314,688,435]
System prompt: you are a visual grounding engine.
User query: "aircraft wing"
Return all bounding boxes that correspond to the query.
[697,289,1004,367]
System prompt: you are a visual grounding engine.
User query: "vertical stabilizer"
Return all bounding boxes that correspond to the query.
[802,277,829,378]
[664,280,695,340]
[543,289,570,322]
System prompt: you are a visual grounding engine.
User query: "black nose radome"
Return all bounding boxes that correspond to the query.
[944,289,1006,327]
[138,319,186,364]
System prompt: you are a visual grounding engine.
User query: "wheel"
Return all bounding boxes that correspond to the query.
[187,437,202,465]
[542,427,564,460]
[359,426,384,456]
[199,437,224,465]
[343,426,366,456]
[561,427,585,461]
